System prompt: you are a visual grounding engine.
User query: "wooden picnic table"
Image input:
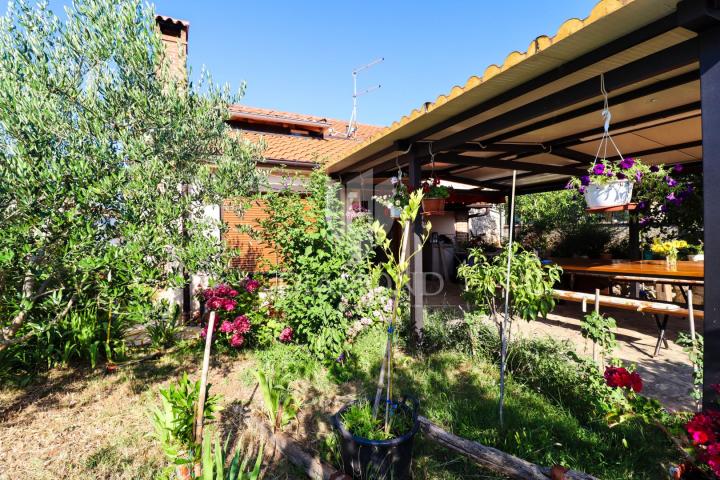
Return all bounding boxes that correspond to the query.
[550,258,704,282]
[549,258,704,357]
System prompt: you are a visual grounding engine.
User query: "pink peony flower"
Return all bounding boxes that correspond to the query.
[233,315,251,334]
[230,333,244,348]
[245,279,260,294]
[219,320,234,333]
[200,326,209,339]
[206,297,222,311]
[279,327,293,343]
[222,299,237,311]
[229,289,238,297]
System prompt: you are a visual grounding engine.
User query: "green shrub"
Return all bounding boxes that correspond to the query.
[255,343,320,381]
[255,172,375,360]
[0,0,260,376]
[581,310,617,363]
[553,224,613,258]
[146,300,182,350]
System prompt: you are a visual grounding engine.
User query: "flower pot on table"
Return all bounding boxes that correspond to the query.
[584,180,633,209]
[332,397,420,480]
[421,197,445,214]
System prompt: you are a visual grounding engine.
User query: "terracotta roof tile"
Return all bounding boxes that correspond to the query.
[229,105,384,164]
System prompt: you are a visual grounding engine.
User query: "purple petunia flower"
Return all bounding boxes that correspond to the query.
[578,186,586,194]
[666,192,676,202]
[666,176,678,187]
[650,165,660,173]
[637,201,648,210]
[580,175,591,187]
[673,164,684,173]
[592,164,605,175]
[635,171,643,183]
[660,204,668,212]
[619,157,635,170]
[616,172,627,180]
[639,217,650,226]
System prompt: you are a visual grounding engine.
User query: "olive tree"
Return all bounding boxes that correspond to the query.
[0,0,260,368]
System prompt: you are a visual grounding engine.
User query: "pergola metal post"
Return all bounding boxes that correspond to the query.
[700,23,720,409]
[408,150,425,338]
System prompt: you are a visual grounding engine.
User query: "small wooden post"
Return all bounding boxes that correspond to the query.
[593,289,600,366]
[688,288,696,345]
[194,311,216,444]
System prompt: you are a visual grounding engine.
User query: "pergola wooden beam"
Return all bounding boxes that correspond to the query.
[447,143,548,154]
[439,102,702,176]
[427,40,699,154]
[429,153,584,176]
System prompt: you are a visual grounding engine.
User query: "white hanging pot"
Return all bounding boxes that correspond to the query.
[584,180,633,209]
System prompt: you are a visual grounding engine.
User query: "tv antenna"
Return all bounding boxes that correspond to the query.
[347,57,384,138]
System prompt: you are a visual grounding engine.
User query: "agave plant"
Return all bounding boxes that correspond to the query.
[254,370,299,431]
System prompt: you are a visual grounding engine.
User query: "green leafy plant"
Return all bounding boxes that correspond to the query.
[677,332,703,410]
[254,172,375,360]
[200,433,263,480]
[0,0,261,377]
[370,190,430,433]
[255,370,299,431]
[457,245,562,425]
[581,310,617,365]
[340,399,412,441]
[421,178,451,199]
[146,300,182,350]
[150,373,220,463]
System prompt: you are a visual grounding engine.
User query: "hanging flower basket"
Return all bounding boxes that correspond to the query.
[421,178,451,214]
[421,197,445,213]
[375,173,409,219]
[584,179,634,209]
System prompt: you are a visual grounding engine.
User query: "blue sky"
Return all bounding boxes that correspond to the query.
[68,1,599,126]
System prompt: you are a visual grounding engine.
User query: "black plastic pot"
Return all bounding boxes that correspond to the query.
[332,396,420,480]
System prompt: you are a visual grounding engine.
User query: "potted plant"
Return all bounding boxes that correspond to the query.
[332,190,430,480]
[420,177,451,213]
[650,238,689,270]
[375,173,410,219]
[688,243,705,263]
[568,158,686,211]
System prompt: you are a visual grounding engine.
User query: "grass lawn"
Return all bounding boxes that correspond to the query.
[0,322,684,479]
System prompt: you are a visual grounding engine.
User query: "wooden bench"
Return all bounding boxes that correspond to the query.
[552,289,702,357]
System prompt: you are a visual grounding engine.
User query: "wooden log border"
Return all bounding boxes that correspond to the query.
[247,412,598,480]
[417,416,599,480]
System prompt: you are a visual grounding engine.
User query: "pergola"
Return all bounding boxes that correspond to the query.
[326,0,720,407]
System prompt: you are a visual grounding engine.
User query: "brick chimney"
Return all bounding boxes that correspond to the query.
[155,15,189,83]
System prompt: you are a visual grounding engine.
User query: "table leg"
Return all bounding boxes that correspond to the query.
[680,285,689,304]
[653,314,669,357]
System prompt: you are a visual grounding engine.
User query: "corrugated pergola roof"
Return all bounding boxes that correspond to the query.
[326,0,703,194]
